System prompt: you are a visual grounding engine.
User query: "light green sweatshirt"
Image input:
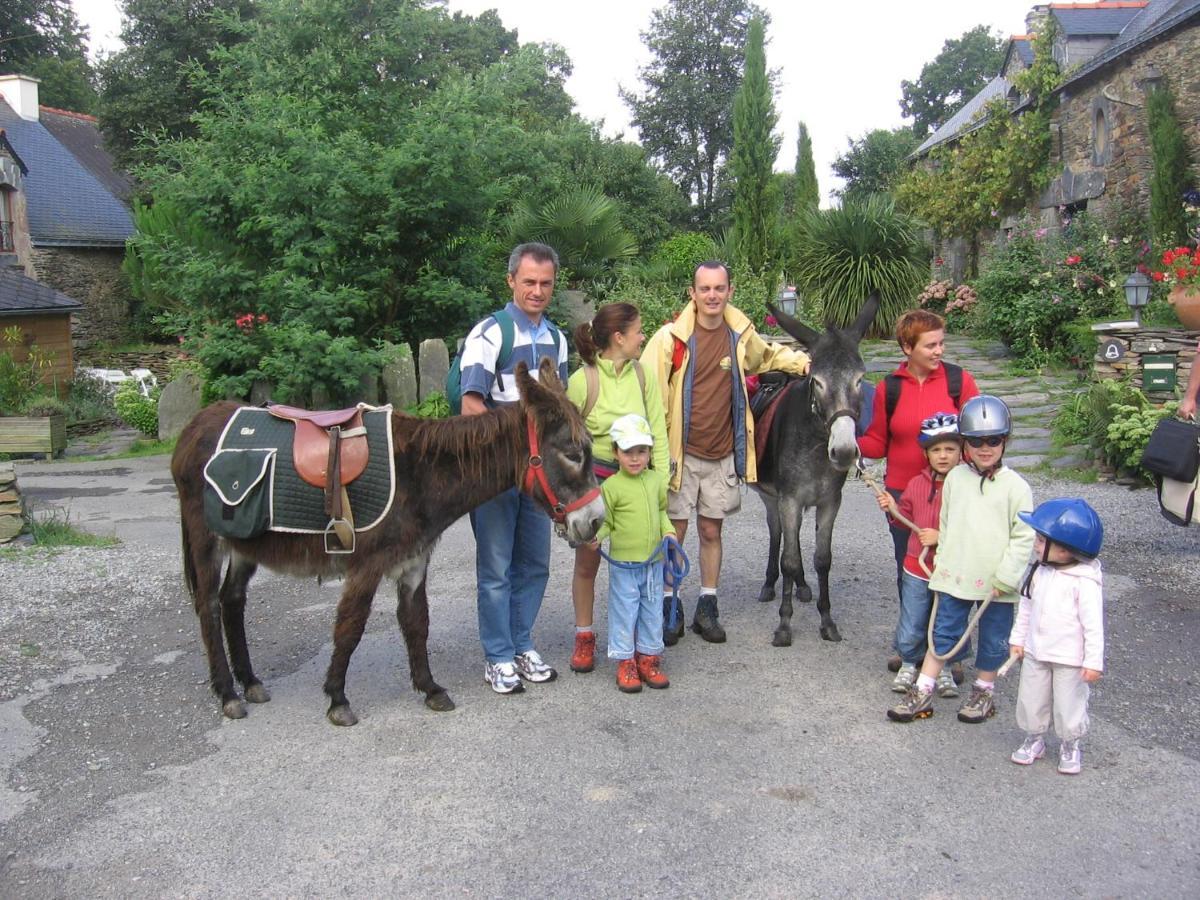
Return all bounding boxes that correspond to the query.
[567,358,670,475]
[927,464,1035,603]
[594,468,675,562]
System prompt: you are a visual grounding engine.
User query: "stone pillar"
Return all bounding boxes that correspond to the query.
[380,342,417,409]
[157,372,203,441]
[418,339,449,401]
[0,462,24,543]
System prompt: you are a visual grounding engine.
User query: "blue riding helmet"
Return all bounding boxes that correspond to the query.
[1018,498,1104,559]
[918,412,960,447]
[958,394,1011,438]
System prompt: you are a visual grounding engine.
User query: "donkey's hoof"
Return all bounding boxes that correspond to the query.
[243,682,271,704]
[327,704,359,727]
[425,691,455,713]
[222,698,247,719]
[797,584,813,603]
[772,628,793,647]
[757,586,775,604]
[820,623,842,642]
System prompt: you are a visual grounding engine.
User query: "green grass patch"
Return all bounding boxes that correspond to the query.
[66,435,177,462]
[25,507,120,548]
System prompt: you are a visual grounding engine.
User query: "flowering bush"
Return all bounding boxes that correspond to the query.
[916,280,978,332]
[1152,245,1200,287]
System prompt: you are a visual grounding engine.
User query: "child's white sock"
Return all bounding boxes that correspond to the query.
[916,673,936,694]
[975,678,995,693]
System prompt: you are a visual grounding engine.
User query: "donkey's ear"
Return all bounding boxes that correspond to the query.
[850,291,881,341]
[537,356,563,392]
[768,302,822,348]
[515,359,554,410]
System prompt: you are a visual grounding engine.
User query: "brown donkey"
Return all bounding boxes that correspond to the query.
[171,359,604,725]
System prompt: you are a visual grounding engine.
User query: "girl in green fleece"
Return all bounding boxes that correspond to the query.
[590,414,675,693]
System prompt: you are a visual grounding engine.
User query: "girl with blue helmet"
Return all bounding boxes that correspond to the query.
[1008,498,1105,775]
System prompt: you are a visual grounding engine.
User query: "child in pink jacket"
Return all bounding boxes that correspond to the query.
[1008,498,1105,775]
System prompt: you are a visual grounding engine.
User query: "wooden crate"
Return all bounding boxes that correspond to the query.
[0,415,67,455]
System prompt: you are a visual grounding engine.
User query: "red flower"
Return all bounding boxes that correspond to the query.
[1065,255,1082,266]
[1151,271,1166,282]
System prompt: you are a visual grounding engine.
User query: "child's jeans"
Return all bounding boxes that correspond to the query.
[607,560,665,660]
[896,571,934,665]
[1015,655,1090,741]
[931,592,1014,672]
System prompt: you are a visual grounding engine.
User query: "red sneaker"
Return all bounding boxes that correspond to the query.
[570,631,596,673]
[635,653,670,689]
[616,658,642,693]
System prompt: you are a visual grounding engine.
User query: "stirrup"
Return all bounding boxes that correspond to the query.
[323,518,356,554]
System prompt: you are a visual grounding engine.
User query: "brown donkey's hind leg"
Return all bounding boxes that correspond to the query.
[395,561,454,712]
[219,555,270,705]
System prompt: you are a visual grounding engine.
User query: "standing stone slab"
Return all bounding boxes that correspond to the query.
[419,339,450,402]
[381,342,417,409]
[157,373,203,441]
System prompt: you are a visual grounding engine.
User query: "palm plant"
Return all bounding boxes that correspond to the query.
[504,186,638,284]
[791,195,928,333]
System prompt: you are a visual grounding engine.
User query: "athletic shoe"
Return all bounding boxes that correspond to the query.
[616,658,642,693]
[635,653,670,689]
[891,662,918,693]
[887,687,933,722]
[570,631,596,673]
[936,668,960,699]
[483,660,524,695]
[1058,739,1082,775]
[956,687,996,723]
[514,650,557,683]
[1011,734,1046,765]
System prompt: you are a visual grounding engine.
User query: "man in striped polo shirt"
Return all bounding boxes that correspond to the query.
[460,242,570,694]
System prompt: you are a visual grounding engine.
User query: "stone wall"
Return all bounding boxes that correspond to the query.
[28,247,131,349]
[1043,20,1200,219]
[1093,325,1197,397]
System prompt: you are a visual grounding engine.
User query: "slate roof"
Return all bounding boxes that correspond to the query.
[0,129,28,175]
[1057,0,1200,90]
[1050,3,1147,36]
[0,99,133,248]
[915,75,1012,155]
[0,267,83,317]
[1010,36,1035,67]
[39,108,132,204]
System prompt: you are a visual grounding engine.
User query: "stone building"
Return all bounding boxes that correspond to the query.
[914,0,1200,277]
[0,73,134,349]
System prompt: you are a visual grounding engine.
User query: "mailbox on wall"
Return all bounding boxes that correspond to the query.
[1142,354,1177,392]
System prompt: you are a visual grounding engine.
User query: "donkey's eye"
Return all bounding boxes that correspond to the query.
[811,376,827,393]
[563,450,585,465]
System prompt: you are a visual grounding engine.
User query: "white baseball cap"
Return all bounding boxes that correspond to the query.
[610,413,654,450]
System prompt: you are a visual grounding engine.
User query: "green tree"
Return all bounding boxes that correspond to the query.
[730,17,778,273]
[0,0,95,112]
[793,121,819,211]
[899,25,1005,139]
[621,0,768,231]
[504,186,638,284]
[1146,82,1191,249]
[832,127,919,200]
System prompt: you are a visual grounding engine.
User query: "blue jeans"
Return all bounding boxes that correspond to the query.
[470,487,550,663]
[896,571,934,665]
[886,487,907,653]
[931,592,1014,673]
[607,561,665,660]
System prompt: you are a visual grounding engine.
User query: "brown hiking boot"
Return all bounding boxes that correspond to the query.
[616,658,642,693]
[570,631,596,673]
[887,654,903,673]
[635,653,670,689]
[692,594,726,643]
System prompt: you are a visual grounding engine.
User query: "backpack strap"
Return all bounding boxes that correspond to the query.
[885,362,965,424]
[492,309,516,393]
[580,360,649,420]
[670,335,687,377]
[632,359,647,416]
[884,373,902,422]
[943,361,963,409]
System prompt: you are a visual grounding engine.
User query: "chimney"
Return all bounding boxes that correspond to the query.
[1025,5,1050,37]
[0,74,41,122]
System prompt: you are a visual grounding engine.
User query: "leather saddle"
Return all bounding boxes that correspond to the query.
[268,403,370,552]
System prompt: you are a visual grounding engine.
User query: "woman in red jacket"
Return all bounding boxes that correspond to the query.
[857,309,980,671]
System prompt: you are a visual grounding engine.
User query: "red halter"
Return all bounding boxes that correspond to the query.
[523,413,601,524]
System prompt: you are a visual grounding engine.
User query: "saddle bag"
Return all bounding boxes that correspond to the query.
[203,448,275,539]
[1142,417,1200,482]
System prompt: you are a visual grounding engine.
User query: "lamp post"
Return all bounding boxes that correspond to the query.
[777,286,798,318]
[1123,271,1151,326]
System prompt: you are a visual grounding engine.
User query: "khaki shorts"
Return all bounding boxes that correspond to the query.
[668,453,742,521]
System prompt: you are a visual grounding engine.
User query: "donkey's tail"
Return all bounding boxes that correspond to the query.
[179,518,204,613]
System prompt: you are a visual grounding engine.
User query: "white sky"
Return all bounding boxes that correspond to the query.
[72,0,1041,201]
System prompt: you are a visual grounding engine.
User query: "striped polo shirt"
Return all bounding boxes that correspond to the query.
[458,302,569,405]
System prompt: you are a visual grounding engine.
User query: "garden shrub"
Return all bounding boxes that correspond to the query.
[0,327,55,415]
[114,381,159,436]
[1052,378,1176,478]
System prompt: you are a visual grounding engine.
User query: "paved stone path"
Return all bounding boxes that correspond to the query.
[860,333,1082,471]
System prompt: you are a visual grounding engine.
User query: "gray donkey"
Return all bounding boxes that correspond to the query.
[752,293,880,646]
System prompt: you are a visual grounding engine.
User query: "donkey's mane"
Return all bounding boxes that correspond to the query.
[399,404,526,485]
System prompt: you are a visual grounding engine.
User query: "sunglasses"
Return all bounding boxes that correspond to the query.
[965,435,1005,448]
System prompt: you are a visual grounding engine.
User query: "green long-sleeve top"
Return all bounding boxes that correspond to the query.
[567,358,670,475]
[594,468,675,562]
[927,464,1035,602]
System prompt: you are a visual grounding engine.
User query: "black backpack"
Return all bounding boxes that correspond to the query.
[884,362,964,422]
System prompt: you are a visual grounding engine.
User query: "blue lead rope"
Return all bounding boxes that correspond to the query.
[597,535,691,630]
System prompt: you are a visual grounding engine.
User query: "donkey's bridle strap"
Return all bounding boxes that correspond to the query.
[523,414,601,524]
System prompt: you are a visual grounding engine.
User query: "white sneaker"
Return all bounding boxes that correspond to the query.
[483,660,524,694]
[1011,734,1046,765]
[936,668,960,698]
[1058,739,1082,775]
[891,663,918,693]
[514,649,557,683]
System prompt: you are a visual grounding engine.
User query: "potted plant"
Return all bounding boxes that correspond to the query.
[1152,245,1200,329]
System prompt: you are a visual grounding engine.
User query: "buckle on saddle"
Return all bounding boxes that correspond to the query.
[323,518,356,554]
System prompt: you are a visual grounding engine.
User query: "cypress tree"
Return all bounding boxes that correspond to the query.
[730,17,779,273]
[794,121,819,210]
[1147,82,1191,249]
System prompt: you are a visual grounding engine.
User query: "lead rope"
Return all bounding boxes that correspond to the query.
[598,535,691,631]
[856,460,996,667]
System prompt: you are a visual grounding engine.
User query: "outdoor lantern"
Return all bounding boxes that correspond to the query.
[778,286,798,317]
[1123,271,1152,325]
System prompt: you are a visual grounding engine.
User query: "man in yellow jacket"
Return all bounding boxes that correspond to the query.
[641,261,810,644]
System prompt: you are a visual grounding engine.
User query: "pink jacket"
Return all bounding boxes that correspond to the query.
[1009,558,1105,671]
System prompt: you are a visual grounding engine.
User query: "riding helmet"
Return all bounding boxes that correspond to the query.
[1018,497,1104,559]
[918,412,960,447]
[958,394,1011,438]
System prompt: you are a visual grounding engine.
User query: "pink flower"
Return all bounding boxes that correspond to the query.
[1065,255,1082,266]
[765,314,778,327]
